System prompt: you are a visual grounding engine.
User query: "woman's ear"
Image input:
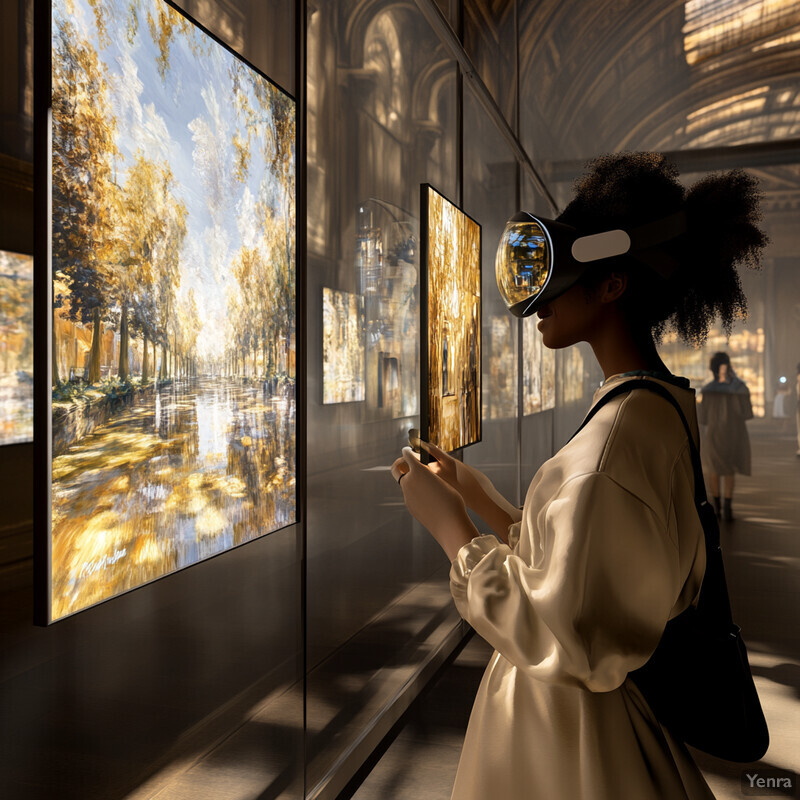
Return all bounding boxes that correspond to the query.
[598,271,628,304]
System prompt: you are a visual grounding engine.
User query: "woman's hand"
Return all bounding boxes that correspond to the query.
[421,441,493,506]
[416,441,522,542]
[391,447,479,560]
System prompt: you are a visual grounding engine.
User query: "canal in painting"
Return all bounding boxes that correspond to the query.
[51,377,296,619]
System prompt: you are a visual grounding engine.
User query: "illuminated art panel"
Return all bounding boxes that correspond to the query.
[561,346,586,404]
[522,314,555,415]
[0,250,33,444]
[487,315,516,419]
[420,185,481,452]
[660,326,766,417]
[322,288,364,403]
[39,0,296,623]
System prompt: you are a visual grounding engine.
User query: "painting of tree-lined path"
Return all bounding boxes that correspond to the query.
[49,0,296,620]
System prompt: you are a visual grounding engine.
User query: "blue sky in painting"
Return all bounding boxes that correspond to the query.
[54,0,292,360]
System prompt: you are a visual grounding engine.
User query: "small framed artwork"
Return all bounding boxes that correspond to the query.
[35,0,297,623]
[419,184,481,455]
[322,287,365,403]
[0,249,34,445]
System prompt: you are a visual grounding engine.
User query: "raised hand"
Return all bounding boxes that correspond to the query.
[391,447,479,560]
[407,441,522,542]
[421,441,494,507]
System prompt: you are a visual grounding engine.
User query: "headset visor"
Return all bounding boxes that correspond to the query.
[495,217,552,314]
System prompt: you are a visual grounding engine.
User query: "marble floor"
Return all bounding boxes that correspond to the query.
[348,421,800,800]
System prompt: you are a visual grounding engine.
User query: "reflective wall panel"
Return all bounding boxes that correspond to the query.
[462,83,519,506]
[1,2,302,797]
[304,2,461,794]
[463,0,517,129]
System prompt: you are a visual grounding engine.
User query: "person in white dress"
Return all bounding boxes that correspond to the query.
[391,153,766,799]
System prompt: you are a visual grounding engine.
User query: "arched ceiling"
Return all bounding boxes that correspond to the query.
[516,0,800,211]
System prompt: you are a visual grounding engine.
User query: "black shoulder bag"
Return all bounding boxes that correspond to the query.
[572,379,769,762]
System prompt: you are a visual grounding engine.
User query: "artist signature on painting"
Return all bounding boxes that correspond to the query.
[79,548,127,579]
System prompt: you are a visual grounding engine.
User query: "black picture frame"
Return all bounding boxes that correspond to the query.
[34,0,299,624]
[419,183,482,462]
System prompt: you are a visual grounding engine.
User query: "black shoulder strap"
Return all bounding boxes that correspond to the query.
[571,379,732,625]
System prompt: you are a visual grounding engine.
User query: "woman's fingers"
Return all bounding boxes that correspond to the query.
[421,440,450,462]
[401,446,423,472]
[390,455,409,484]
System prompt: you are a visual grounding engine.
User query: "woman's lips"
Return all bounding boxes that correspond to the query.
[536,307,552,331]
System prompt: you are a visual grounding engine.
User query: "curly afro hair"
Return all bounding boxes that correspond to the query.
[556,152,768,346]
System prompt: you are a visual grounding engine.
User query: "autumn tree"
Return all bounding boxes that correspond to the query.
[113,155,187,382]
[229,65,296,382]
[51,16,120,385]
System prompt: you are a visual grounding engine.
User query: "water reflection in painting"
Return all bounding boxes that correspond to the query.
[51,379,295,620]
[0,250,33,444]
[422,185,480,452]
[322,288,364,403]
[47,0,295,621]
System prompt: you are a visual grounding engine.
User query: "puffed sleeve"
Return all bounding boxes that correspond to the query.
[449,472,681,692]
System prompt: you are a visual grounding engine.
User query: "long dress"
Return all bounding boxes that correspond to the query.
[449,373,715,800]
[697,376,753,476]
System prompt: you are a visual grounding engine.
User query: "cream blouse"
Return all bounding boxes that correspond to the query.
[449,374,716,799]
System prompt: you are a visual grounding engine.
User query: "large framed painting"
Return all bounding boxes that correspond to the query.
[419,184,481,454]
[322,287,364,403]
[0,250,34,445]
[35,0,296,623]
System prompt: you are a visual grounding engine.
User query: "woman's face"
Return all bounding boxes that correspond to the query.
[535,282,603,350]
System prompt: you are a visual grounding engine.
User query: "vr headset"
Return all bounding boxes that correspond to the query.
[495,210,687,317]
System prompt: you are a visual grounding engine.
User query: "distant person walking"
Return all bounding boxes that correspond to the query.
[772,380,791,433]
[698,352,753,521]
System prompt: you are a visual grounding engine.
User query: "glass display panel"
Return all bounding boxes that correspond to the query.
[420,183,481,452]
[0,249,33,444]
[322,287,364,404]
[42,0,296,622]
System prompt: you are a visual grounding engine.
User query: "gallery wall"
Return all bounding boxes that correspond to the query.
[0,2,304,798]
[0,2,599,799]
[302,4,599,795]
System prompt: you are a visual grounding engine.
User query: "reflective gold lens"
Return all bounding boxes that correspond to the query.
[495,220,551,309]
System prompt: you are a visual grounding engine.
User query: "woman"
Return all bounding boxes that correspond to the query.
[391,153,766,799]
[698,351,753,521]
